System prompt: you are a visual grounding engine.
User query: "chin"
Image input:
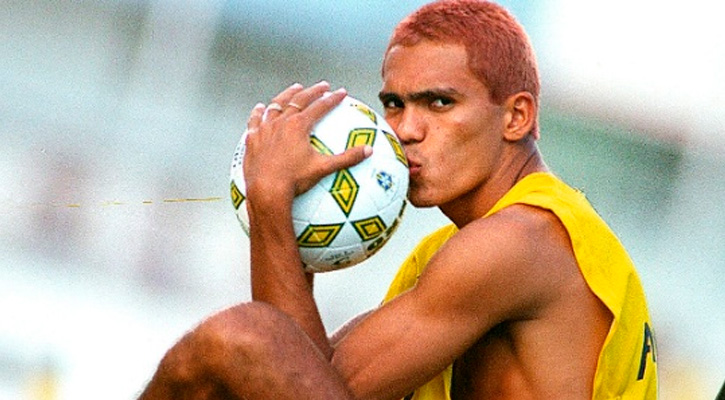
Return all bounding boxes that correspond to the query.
[407,189,440,209]
[409,199,437,209]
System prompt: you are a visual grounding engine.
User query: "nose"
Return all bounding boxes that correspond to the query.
[390,109,424,146]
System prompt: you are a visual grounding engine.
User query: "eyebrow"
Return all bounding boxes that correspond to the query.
[378,87,462,103]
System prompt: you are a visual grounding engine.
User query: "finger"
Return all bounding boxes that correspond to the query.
[320,145,373,176]
[282,81,336,114]
[285,86,347,132]
[246,103,266,130]
[262,101,285,122]
[301,87,347,123]
[263,83,305,121]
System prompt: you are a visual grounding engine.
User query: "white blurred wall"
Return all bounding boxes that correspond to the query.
[1,1,723,399]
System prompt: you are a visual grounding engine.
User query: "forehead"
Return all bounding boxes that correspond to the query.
[381,41,487,96]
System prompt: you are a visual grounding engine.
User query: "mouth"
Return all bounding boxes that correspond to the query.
[407,159,422,177]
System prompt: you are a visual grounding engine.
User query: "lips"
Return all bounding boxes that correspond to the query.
[407,158,422,176]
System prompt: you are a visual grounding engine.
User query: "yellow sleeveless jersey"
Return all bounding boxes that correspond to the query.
[382,172,658,399]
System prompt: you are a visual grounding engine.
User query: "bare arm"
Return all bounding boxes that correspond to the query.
[330,207,562,400]
[330,310,374,347]
[243,82,371,358]
[139,83,373,396]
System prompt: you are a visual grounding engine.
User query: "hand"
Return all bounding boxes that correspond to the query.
[243,82,372,206]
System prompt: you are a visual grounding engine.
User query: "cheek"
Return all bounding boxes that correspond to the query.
[433,120,487,160]
[384,114,399,131]
[438,124,501,180]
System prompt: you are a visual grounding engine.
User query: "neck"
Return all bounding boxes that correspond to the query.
[513,147,538,184]
[440,139,547,228]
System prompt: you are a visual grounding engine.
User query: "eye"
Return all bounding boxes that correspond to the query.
[381,95,404,110]
[430,97,453,110]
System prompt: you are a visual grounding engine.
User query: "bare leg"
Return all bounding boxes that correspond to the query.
[139,302,353,400]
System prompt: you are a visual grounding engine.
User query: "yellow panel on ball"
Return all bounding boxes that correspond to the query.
[352,216,387,241]
[346,128,377,149]
[297,223,344,248]
[330,169,359,217]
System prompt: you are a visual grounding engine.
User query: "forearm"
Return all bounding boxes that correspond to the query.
[330,310,373,348]
[241,83,361,361]
[247,193,332,359]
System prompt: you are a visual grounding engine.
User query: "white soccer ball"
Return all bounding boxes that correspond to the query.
[230,95,409,273]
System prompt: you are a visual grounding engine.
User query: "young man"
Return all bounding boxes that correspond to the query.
[139,1,657,399]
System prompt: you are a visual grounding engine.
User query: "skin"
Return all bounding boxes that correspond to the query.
[139,41,613,400]
[331,41,613,399]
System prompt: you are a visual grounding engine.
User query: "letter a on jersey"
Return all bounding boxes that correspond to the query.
[637,322,656,380]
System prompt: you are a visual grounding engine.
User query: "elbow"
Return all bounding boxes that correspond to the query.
[331,354,397,400]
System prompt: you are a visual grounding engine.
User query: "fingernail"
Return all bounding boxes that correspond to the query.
[290,82,302,89]
[363,145,373,158]
[334,87,347,96]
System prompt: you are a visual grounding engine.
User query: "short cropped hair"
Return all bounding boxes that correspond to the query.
[385,0,540,135]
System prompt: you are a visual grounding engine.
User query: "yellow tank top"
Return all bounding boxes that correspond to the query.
[382,172,658,399]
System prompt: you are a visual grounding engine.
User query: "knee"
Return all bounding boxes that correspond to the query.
[145,302,293,398]
[199,301,288,342]
[193,302,294,365]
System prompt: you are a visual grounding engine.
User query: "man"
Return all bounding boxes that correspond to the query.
[139,1,658,399]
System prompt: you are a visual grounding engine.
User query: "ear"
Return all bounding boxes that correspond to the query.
[502,92,536,142]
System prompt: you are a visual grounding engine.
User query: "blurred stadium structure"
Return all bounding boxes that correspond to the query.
[1,0,723,399]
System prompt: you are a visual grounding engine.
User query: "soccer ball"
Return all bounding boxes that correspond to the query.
[230,95,409,273]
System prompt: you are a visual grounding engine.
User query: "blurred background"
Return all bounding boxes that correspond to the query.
[1,0,723,398]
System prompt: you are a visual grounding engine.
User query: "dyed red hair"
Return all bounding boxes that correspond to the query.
[385,0,540,135]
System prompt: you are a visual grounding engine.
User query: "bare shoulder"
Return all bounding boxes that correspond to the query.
[397,202,598,363]
[329,206,605,399]
[434,205,613,398]
[466,203,572,263]
[418,203,577,312]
